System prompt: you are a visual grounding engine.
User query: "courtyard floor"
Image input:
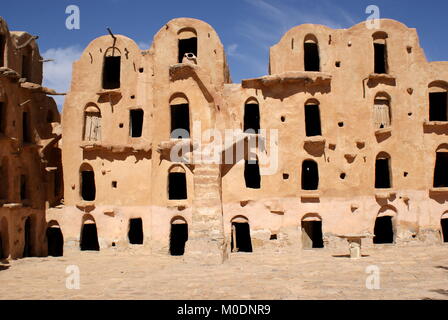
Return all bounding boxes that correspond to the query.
[0,244,447,300]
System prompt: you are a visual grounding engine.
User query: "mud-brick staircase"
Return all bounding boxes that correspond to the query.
[184,162,228,264]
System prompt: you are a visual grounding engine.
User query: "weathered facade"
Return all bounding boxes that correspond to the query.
[0,17,62,260]
[50,18,448,262]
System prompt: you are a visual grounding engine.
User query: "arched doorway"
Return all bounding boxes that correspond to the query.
[231,216,253,253]
[373,207,395,244]
[80,216,100,251]
[22,216,32,257]
[441,213,448,243]
[0,217,8,259]
[169,217,188,256]
[128,218,144,245]
[46,221,64,257]
[301,214,324,249]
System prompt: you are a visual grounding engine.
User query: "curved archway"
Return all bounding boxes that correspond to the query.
[0,157,8,200]
[178,27,197,63]
[102,47,121,89]
[170,93,190,139]
[80,214,99,251]
[434,146,448,188]
[170,216,188,256]
[375,152,392,189]
[0,217,9,259]
[168,165,187,200]
[128,217,143,245]
[83,103,101,142]
[304,34,320,72]
[80,163,96,201]
[304,98,322,136]
[302,159,319,190]
[373,206,396,244]
[429,81,448,122]
[373,92,391,129]
[46,220,64,257]
[230,215,252,253]
[301,213,323,249]
[22,216,33,257]
[244,97,260,133]
[372,31,388,74]
[441,212,448,243]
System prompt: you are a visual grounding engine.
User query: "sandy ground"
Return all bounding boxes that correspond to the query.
[0,244,447,300]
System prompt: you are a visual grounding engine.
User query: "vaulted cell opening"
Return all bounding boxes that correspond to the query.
[22,111,31,143]
[80,164,96,201]
[102,47,121,89]
[304,34,320,72]
[170,94,190,139]
[375,152,391,189]
[46,222,63,257]
[231,216,253,253]
[129,109,144,138]
[0,101,5,134]
[0,34,5,67]
[168,165,187,200]
[244,98,260,132]
[304,99,322,136]
[373,213,394,244]
[80,216,100,251]
[83,104,101,142]
[302,160,319,190]
[434,148,448,188]
[0,217,9,260]
[128,218,143,245]
[23,217,32,257]
[0,158,8,201]
[20,174,29,201]
[244,159,261,189]
[170,217,188,256]
[178,28,197,63]
[301,215,324,249]
[21,45,32,81]
[442,214,448,243]
[373,32,389,74]
[373,93,391,129]
[428,82,448,122]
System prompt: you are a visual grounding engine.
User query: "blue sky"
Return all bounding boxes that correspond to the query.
[2,0,448,108]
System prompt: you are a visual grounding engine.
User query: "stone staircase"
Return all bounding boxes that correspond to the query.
[184,162,227,264]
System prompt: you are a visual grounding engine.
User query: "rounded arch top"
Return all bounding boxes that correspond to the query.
[104,46,121,57]
[177,27,197,39]
[244,97,259,105]
[436,144,448,153]
[304,34,318,44]
[84,103,101,114]
[82,214,96,224]
[376,151,391,160]
[428,80,448,92]
[171,216,187,225]
[305,98,320,105]
[169,92,189,105]
[372,31,389,41]
[168,164,186,174]
[302,213,322,222]
[377,205,397,217]
[231,215,249,224]
[80,163,94,172]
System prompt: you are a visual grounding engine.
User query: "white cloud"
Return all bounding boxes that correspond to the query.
[42,45,83,109]
[137,41,150,50]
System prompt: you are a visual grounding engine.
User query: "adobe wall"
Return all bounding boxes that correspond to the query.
[55,18,448,257]
[0,17,61,260]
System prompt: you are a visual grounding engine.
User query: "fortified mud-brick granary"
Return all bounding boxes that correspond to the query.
[0,17,62,261]
[45,17,448,263]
